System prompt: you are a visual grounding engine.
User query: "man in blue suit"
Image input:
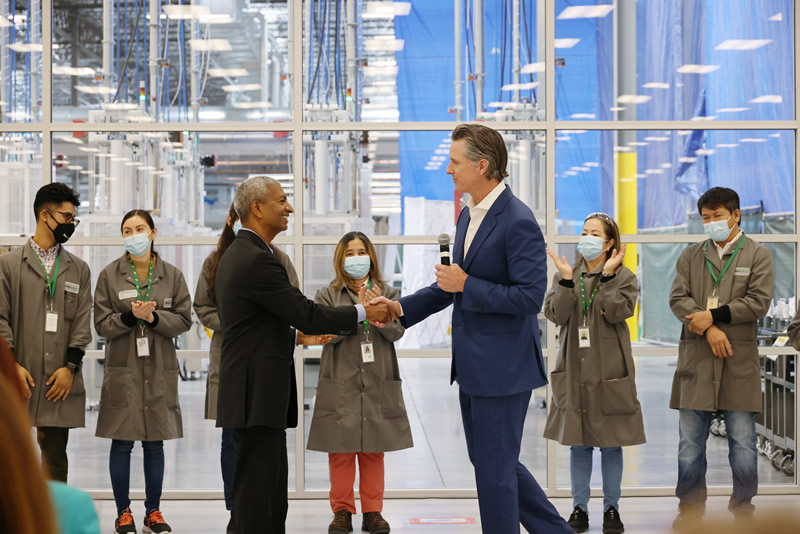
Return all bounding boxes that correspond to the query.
[372,124,571,534]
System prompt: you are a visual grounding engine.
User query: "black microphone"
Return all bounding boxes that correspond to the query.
[438,233,451,266]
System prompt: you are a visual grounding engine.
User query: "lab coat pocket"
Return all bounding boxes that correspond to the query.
[600,375,637,416]
[381,379,406,419]
[315,377,346,416]
[103,367,131,409]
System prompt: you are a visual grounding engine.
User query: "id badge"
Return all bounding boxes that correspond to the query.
[163,297,173,309]
[45,312,59,333]
[578,327,591,348]
[136,337,150,357]
[361,342,375,363]
[706,296,719,310]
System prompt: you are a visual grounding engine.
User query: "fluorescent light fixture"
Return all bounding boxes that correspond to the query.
[75,85,116,95]
[614,146,633,152]
[556,136,572,142]
[769,133,782,138]
[660,163,673,169]
[78,147,100,153]
[561,130,587,134]
[127,115,155,123]
[677,64,720,74]
[222,83,262,92]
[189,39,232,52]
[576,167,591,172]
[124,161,142,167]
[716,107,750,113]
[645,169,664,175]
[198,110,226,120]
[644,136,669,142]
[570,113,595,119]
[501,82,539,91]
[554,38,580,48]
[362,1,411,19]
[695,149,715,156]
[208,68,249,77]
[8,43,44,53]
[715,39,772,50]
[557,5,614,19]
[769,13,783,21]
[65,165,82,171]
[104,102,139,110]
[628,142,648,147]
[55,135,84,145]
[750,95,783,104]
[364,38,405,52]
[53,66,96,76]
[690,115,718,121]
[584,162,599,167]
[715,143,739,148]
[363,66,399,77]
[678,130,692,136]
[434,149,448,155]
[643,82,670,89]
[739,138,767,143]
[564,171,578,176]
[679,157,697,163]
[609,106,625,112]
[617,94,652,104]
[520,62,545,74]
[79,170,95,175]
[233,101,272,109]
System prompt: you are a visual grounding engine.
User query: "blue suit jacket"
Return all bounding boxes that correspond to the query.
[399,186,548,397]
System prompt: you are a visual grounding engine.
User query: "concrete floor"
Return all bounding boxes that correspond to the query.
[66,356,794,492]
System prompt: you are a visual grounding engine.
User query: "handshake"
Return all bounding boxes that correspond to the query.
[356,284,402,327]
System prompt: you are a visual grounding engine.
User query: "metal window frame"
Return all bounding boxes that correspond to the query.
[0,0,796,499]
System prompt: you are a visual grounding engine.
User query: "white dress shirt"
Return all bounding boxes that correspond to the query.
[463,182,506,257]
[713,228,743,260]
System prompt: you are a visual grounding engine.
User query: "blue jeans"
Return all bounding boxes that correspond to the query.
[676,409,757,512]
[570,446,623,513]
[110,440,165,515]
[221,428,236,511]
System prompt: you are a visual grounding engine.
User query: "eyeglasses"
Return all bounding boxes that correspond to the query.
[46,208,81,228]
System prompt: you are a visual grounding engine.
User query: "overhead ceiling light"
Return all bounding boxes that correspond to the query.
[584,162,599,167]
[8,43,44,53]
[660,163,673,168]
[628,141,648,147]
[363,66,399,77]
[233,101,272,109]
[678,130,692,135]
[501,82,539,91]
[78,147,100,153]
[65,165,82,170]
[554,38,580,48]
[555,136,571,141]
[570,113,595,119]
[740,138,767,143]
[643,82,670,89]
[520,62,544,74]
[750,95,783,104]
[557,5,614,19]
[644,136,669,141]
[690,115,717,121]
[715,39,772,50]
[617,94,652,104]
[189,39,232,52]
[677,64,720,74]
[609,106,625,111]
[208,67,249,77]
[715,143,739,148]
[614,146,633,152]
[679,157,697,163]
[55,135,84,144]
[769,13,783,21]
[104,102,139,110]
[561,130,587,134]
[198,110,226,120]
[222,83,262,92]
[695,149,715,156]
[75,85,116,95]
[769,133,782,138]
[644,169,664,175]
[362,1,411,19]
[53,66,96,76]
[364,38,405,52]
[79,170,95,175]
[717,107,750,112]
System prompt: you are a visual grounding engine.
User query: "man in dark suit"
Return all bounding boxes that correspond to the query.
[372,125,571,534]
[216,176,389,534]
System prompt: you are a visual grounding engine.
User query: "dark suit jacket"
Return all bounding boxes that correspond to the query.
[216,230,358,430]
[399,186,548,397]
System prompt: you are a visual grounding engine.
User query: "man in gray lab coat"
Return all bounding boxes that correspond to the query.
[669,187,774,528]
[0,183,93,482]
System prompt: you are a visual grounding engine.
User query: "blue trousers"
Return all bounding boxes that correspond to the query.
[676,409,758,512]
[110,439,165,515]
[459,388,572,534]
[569,446,623,513]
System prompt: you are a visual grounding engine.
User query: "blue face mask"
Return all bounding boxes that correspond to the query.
[577,235,607,261]
[124,232,152,257]
[343,256,371,279]
[703,216,733,242]
[232,221,243,234]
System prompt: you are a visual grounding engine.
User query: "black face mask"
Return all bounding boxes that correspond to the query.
[46,217,76,244]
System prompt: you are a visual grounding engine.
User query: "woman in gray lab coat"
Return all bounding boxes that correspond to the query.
[193,204,300,533]
[94,210,192,534]
[307,231,412,534]
[543,213,645,534]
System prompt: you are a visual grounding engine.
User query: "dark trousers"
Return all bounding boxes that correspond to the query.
[37,426,70,483]
[233,426,288,534]
[221,427,236,511]
[459,389,572,534]
[109,440,165,515]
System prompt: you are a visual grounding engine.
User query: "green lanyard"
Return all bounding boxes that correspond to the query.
[33,246,60,311]
[579,272,599,326]
[703,234,745,293]
[362,280,371,337]
[128,256,154,329]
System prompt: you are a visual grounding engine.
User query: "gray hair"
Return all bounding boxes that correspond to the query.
[233,175,280,222]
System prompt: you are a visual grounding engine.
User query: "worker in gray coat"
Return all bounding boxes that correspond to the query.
[307,231,412,534]
[669,187,774,529]
[94,210,192,534]
[193,204,302,533]
[0,183,92,483]
[543,213,645,534]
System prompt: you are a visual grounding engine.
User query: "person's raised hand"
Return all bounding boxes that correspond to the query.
[546,248,574,280]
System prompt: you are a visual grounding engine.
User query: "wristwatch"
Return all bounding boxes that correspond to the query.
[66,362,80,374]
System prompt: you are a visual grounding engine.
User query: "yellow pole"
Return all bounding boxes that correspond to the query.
[617,152,639,341]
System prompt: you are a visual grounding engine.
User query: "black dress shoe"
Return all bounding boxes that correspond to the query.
[567,507,589,533]
[603,506,624,534]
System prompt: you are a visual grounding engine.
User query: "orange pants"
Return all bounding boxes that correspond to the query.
[328,452,385,514]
